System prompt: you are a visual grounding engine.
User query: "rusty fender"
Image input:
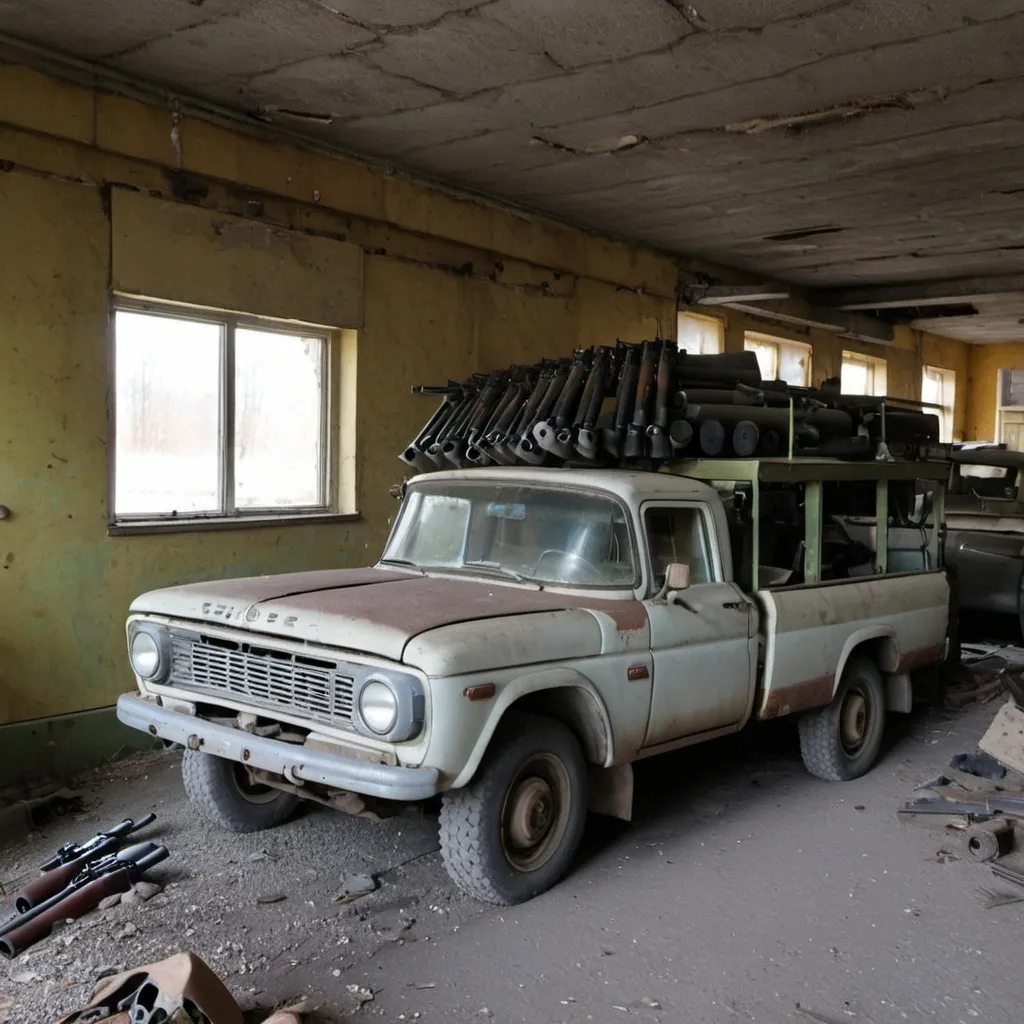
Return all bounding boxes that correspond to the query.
[449,667,613,790]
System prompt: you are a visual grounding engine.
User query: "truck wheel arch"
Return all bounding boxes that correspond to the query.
[832,627,905,710]
[835,628,900,679]
[450,669,613,790]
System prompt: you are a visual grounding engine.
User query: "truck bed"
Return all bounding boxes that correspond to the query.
[754,571,949,719]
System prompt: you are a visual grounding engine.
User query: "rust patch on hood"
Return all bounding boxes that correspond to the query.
[574,598,647,632]
[280,577,643,635]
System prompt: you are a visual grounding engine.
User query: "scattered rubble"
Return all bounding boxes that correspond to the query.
[0,749,472,1022]
[950,751,1007,780]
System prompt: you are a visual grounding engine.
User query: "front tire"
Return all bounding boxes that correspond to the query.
[798,655,886,781]
[439,712,587,905]
[181,749,300,832]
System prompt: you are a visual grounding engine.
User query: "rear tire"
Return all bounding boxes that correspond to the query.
[439,712,587,905]
[181,749,299,832]
[799,655,886,781]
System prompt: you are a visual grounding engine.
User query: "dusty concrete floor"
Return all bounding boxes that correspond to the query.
[3,700,1024,1024]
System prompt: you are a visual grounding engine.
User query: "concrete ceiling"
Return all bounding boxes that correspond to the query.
[4,0,1024,340]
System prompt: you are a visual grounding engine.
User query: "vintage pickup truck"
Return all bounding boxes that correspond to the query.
[117,458,951,904]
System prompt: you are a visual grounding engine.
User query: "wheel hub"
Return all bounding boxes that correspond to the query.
[840,689,869,754]
[499,752,571,873]
[508,777,555,848]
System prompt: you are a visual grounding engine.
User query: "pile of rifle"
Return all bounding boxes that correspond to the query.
[400,341,941,472]
[0,812,166,958]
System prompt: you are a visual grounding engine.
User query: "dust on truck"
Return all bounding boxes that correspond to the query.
[117,457,950,904]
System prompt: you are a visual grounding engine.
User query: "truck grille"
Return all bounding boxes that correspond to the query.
[169,632,354,727]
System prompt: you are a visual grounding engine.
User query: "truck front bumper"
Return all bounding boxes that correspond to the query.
[116,694,442,801]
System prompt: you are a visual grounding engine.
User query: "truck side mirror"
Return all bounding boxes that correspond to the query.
[654,562,692,604]
[665,563,691,591]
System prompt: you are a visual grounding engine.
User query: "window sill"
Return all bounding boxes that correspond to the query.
[108,511,361,537]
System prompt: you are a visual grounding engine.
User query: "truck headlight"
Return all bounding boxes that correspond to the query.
[359,681,398,734]
[128,624,170,683]
[354,673,424,742]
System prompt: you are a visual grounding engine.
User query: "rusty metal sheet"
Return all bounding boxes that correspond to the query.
[758,674,834,720]
[896,642,946,673]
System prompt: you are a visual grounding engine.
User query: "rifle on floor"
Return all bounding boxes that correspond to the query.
[13,812,156,911]
[0,841,169,958]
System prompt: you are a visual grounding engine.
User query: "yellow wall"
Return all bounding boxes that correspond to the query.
[964,343,1024,441]
[0,65,678,726]
[0,63,980,730]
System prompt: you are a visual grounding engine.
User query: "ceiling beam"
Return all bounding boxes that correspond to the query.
[719,302,893,345]
[690,283,791,305]
[818,274,1024,310]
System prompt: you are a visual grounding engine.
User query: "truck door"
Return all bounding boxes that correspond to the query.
[640,501,756,748]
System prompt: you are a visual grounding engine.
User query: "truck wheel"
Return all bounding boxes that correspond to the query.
[181,749,299,832]
[798,656,887,781]
[439,712,587,905]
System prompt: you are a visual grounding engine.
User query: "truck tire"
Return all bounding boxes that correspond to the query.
[439,712,587,905]
[181,749,299,832]
[798,655,887,781]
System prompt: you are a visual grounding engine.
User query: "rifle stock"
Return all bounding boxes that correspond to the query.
[0,870,133,958]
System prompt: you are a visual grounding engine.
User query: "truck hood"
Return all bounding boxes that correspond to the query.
[131,567,648,664]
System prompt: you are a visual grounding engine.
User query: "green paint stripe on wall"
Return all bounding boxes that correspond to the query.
[0,706,159,788]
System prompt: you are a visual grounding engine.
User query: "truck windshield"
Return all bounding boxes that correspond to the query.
[383,482,637,588]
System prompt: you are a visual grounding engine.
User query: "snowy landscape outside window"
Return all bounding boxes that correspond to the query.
[113,304,331,526]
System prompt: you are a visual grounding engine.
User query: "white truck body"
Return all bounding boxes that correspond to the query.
[118,466,949,807]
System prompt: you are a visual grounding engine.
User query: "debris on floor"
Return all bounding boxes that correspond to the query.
[944,649,1014,709]
[979,699,1024,776]
[964,818,1014,862]
[336,872,377,903]
[51,950,302,1024]
[949,750,1007,780]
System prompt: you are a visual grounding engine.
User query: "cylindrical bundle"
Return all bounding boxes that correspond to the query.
[732,420,760,457]
[866,408,940,444]
[685,403,795,430]
[675,350,763,388]
[804,407,855,438]
[674,388,763,408]
[668,419,694,452]
[699,420,727,456]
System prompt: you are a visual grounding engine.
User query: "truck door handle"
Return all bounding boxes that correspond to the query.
[722,600,746,611]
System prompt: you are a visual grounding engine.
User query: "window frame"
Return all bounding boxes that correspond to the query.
[109,297,355,535]
[640,500,723,595]
[743,331,812,387]
[677,311,725,356]
[922,364,956,444]
[841,350,888,397]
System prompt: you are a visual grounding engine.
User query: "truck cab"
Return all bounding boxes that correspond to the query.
[117,460,950,904]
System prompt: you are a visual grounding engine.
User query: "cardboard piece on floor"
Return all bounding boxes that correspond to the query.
[980,700,1024,777]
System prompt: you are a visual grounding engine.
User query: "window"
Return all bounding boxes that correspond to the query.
[921,365,955,444]
[113,304,336,526]
[384,482,637,587]
[677,312,724,355]
[644,505,713,588]
[997,369,1024,450]
[841,351,887,397]
[743,331,811,386]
